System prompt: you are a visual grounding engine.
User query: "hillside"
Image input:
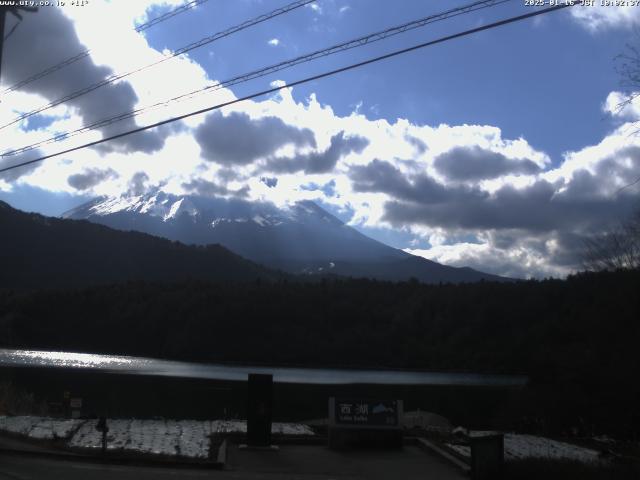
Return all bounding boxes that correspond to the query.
[0,200,280,289]
[63,192,508,284]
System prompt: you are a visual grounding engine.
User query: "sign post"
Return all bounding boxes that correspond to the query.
[96,416,109,455]
[470,434,504,480]
[63,390,71,418]
[246,373,273,447]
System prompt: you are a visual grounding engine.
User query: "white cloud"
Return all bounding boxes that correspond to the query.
[406,238,567,280]
[571,4,640,31]
[603,90,640,121]
[268,38,280,46]
[2,1,639,280]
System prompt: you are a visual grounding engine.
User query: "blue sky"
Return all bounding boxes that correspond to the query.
[1,0,639,278]
[138,0,629,160]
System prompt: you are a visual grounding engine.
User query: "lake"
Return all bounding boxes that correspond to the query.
[0,348,527,386]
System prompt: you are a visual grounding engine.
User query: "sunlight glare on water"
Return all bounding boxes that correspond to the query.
[0,348,528,386]
[0,349,137,370]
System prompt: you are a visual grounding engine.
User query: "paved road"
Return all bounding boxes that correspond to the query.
[229,444,467,479]
[0,445,467,479]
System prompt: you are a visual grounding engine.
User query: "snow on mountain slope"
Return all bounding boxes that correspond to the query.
[63,192,507,283]
[63,192,404,265]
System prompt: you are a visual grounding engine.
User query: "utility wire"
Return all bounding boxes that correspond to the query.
[135,0,210,33]
[0,0,315,130]
[0,4,573,176]
[2,0,511,157]
[3,18,21,42]
[616,176,640,194]
[1,0,211,96]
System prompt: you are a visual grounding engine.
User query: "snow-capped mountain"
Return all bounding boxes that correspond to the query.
[62,192,406,267]
[63,192,507,283]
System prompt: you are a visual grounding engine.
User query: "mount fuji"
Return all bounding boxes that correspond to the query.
[63,192,507,283]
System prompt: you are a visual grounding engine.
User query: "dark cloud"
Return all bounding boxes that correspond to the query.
[433,146,541,181]
[266,131,368,174]
[195,111,316,165]
[182,178,249,198]
[260,176,278,188]
[547,231,590,267]
[488,231,519,250]
[67,168,118,190]
[92,121,185,156]
[348,157,636,234]
[592,145,640,190]
[127,172,150,196]
[382,177,637,233]
[351,159,483,205]
[348,155,640,273]
[405,135,427,154]
[0,150,45,182]
[3,7,169,154]
[214,168,243,183]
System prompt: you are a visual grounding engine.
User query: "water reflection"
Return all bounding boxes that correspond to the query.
[0,349,527,386]
[4,349,135,369]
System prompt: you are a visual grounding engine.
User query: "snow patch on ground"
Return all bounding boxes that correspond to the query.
[69,419,214,458]
[0,416,82,440]
[1,416,314,459]
[447,433,601,464]
[272,422,315,435]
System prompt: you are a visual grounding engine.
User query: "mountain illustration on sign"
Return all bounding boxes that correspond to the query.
[372,403,394,414]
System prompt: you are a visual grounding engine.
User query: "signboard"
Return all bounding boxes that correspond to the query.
[328,397,404,449]
[70,398,83,409]
[331,398,401,428]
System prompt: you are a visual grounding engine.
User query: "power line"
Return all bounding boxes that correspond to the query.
[1,0,211,96]
[0,0,316,130]
[135,0,210,33]
[2,0,511,157]
[616,175,640,194]
[3,18,20,42]
[0,4,573,176]
[3,50,91,94]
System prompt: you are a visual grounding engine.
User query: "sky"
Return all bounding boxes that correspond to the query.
[1,0,639,279]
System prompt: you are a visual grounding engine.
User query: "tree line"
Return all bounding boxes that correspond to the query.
[0,269,638,435]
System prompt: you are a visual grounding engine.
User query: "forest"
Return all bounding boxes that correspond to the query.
[0,268,639,436]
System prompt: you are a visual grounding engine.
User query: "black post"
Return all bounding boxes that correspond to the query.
[96,416,109,455]
[470,434,504,480]
[246,373,273,447]
[0,6,38,83]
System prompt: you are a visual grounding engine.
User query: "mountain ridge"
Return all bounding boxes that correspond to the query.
[63,192,509,284]
[0,200,281,289]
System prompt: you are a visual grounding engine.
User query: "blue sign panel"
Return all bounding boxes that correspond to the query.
[334,399,399,427]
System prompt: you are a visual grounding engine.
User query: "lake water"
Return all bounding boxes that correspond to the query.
[0,348,527,387]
